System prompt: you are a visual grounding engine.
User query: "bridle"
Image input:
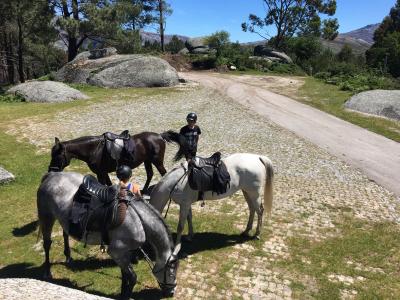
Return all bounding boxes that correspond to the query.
[48,145,69,172]
[139,246,179,290]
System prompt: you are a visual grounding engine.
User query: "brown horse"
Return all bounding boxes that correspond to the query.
[48,130,188,191]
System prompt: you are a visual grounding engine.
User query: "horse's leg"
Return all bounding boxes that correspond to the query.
[254,203,264,240]
[243,189,264,239]
[63,230,72,264]
[97,172,112,186]
[186,207,194,242]
[241,190,256,237]
[153,159,167,176]
[176,203,191,245]
[39,214,55,279]
[143,161,154,193]
[108,247,137,300]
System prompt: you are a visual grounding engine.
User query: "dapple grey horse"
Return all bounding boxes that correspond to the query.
[150,153,274,245]
[37,172,180,299]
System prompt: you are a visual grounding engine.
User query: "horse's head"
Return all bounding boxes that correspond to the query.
[153,243,181,297]
[48,137,71,172]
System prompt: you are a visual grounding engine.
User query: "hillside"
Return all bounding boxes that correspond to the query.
[242,24,380,55]
[341,23,380,44]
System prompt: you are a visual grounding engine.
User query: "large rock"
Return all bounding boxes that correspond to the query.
[253,45,293,64]
[7,81,89,103]
[344,90,400,121]
[0,166,14,184]
[184,37,215,55]
[55,48,179,88]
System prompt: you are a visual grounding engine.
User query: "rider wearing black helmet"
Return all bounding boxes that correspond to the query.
[116,165,141,199]
[180,112,201,160]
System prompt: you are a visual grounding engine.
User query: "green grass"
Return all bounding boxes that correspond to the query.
[297,77,400,142]
[281,219,400,299]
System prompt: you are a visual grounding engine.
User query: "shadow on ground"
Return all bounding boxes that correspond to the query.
[179,232,251,256]
[0,262,118,299]
[12,220,38,237]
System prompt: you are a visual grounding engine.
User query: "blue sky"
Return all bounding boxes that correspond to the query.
[161,0,396,42]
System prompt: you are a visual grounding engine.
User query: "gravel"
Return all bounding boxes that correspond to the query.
[4,82,400,299]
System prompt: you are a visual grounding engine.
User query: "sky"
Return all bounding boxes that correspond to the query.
[160,0,396,42]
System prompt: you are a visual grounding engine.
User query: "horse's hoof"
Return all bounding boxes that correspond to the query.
[253,235,261,240]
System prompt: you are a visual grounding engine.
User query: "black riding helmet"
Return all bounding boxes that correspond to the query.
[186,112,197,122]
[116,165,132,181]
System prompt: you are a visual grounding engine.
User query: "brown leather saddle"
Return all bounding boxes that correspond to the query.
[69,175,129,244]
[188,152,231,195]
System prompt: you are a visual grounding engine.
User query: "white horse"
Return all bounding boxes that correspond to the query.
[37,172,181,299]
[149,153,274,244]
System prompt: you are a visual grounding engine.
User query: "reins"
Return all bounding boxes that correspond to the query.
[164,163,189,219]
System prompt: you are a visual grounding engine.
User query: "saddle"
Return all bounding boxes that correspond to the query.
[188,152,231,195]
[69,175,130,244]
[103,130,135,163]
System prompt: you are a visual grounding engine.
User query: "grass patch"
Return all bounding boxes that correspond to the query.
[282,219,400,299]
[296,77,400,142]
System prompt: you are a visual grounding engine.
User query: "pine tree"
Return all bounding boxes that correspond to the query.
[366,0,400,77]
[242,0,338,49]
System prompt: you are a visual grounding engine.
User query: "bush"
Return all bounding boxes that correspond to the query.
[0,93,25,103]
[322,72,400,93]
[191,55,216,69]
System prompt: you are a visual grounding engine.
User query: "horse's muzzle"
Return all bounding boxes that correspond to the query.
[162,287,175,297]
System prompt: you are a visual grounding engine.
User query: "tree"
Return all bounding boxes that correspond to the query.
[165,35,185,53]
[154,0,172,52]
[241,0,338,49]
[337,44,354,63]
[366,0,400,77]
[116,0,157,30]
[0,0,56,83]
[51,0,122,61]
[206,31,230,58]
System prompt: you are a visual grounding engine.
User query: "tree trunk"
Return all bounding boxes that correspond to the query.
[68,36,78,62]
[158,0,165,52]
[6,33,15,84]
[16,6,25,82]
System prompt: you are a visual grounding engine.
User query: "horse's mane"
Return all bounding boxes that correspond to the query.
[140,199,174,249]
[63,135,102,146]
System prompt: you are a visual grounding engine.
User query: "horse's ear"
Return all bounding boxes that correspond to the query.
[55,137,60,144]
[172,243,181,256]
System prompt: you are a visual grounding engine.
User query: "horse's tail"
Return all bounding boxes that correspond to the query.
[161,130,190,161]
[259,156,274,216]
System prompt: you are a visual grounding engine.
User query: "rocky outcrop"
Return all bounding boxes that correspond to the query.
[0,166,15,184]
[253,45,293,64]
[7,81,89,103]
[184,37,215,55]
[344,90,400,121]
[55,48,179,88]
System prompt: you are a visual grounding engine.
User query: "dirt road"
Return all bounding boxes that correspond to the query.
[181,72,400,198]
